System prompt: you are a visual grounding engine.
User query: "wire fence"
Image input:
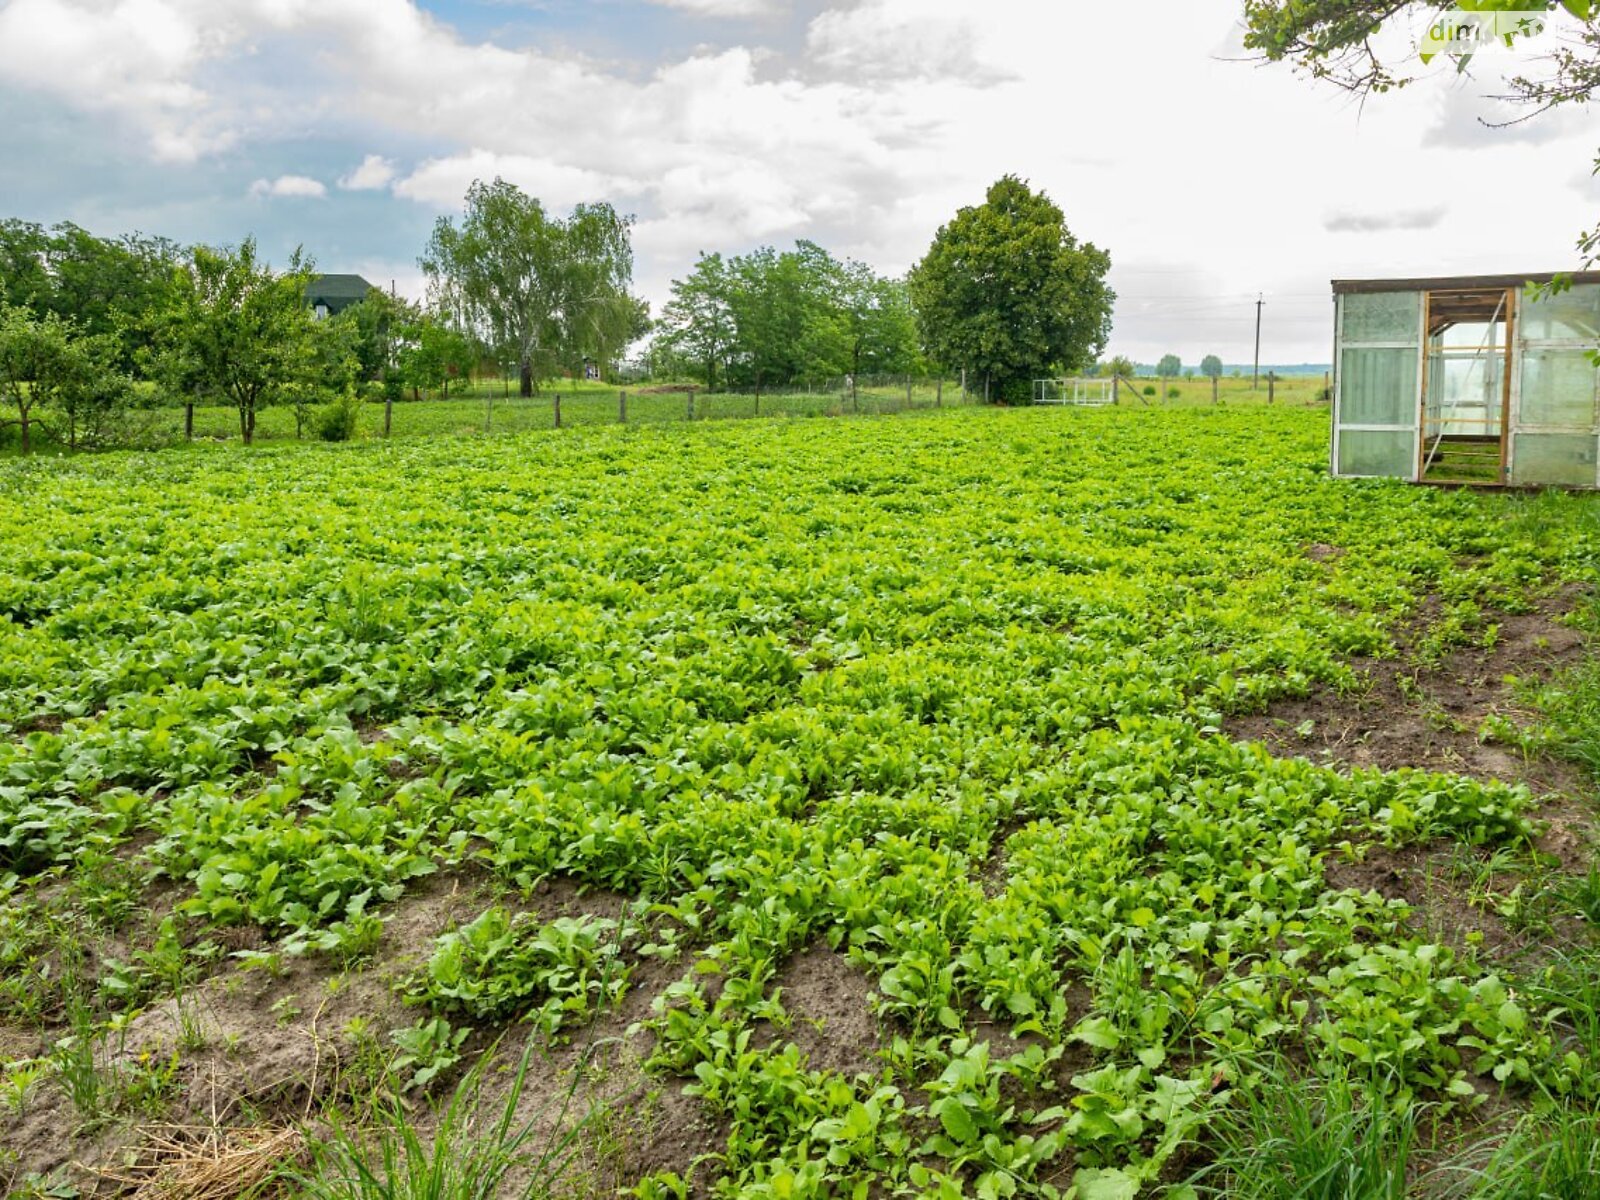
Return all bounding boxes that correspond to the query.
[2,375,975,452]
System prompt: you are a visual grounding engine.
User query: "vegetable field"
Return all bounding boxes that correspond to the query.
[2,405,1599,1198]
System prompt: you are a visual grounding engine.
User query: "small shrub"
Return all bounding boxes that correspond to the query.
[1167,387,1181,400]
[1142,385,1156,397]
[317,388,365,442]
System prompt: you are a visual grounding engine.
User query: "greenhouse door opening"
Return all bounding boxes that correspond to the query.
[1419,287,1513,485]
[1331,273,1600,489]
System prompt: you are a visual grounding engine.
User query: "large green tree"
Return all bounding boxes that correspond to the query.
[726,242,852,395]
[909,177,1114,404]
[837,259,920,381]
[1243,1,1600,255]
[658,243,916,391]
[157,239,317,445]
[421,178,635,396]
[658,253,736,389]
[0,219,183,373]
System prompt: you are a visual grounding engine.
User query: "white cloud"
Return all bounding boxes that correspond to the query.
[645,0,781,15]
[1,0,1596,361]
[338,153,398,190]
[393,150,619,211]
[249,174,328,198]
[1325,206,1449,234]
[0,0,225,160]
[806,0,1013,82]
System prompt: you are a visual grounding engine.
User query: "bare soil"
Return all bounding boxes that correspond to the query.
[0,869,728,1198]
[1229,580,1598,963]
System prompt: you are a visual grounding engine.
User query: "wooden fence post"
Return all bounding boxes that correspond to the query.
[688,389,696,421]
[906,376,913,407]
[384,392,393,438]
[554,393,562,428]
[1268,373,1276,405]
[619,390,627,424]
[185,402,194,440]
[936,378,943,407]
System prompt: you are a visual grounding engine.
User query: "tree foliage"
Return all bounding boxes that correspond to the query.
[0,304,133,453]
[156,238,318,445]
[1200,355,1224,380]
[658,241,921,390]
[1157,354,1183,378]
[421,178,636,396]
[0,219,183,373]
[909,176,1114,404]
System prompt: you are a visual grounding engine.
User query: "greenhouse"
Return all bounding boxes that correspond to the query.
[1331,273,1600,488]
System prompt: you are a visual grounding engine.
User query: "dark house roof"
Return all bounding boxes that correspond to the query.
[1332,271,1600,295]
[306,273,377,314]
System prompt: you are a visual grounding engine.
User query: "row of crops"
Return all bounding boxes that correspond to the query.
[1,406,1598,1195]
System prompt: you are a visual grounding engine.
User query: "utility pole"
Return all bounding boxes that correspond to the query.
[1253,294,1264,391]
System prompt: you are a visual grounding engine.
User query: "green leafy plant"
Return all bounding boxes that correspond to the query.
[389,1017,469,1093]
[405,907,629,1037]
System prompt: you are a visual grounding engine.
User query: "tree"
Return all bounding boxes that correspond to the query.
[0,304,76,453]
[658,253,736,389]
[422,178,634,397]
[0,221,52,314]
[1243,1,1600,256]
[1157,354,1182,379]
[396,315,476,401]
[47,335,135,451]
[909,176,1113,404]
[333,288,411,385]
[837,259,920,382]
[0,305,131,453]
[0,219,183,375]
[158,238,317,445]
[1098,355,1136,379]
[1201,354,1225,403]
[725,243,849,397]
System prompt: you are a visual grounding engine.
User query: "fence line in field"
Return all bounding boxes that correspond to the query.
[159,374,977,448]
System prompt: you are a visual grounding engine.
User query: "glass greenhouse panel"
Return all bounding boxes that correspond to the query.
[1521,284,1600,343]
[1513,433,1599,487]
[1338,429,1415,479]
[1520,349,1599,429]
[1341,292,1421,344]
[1340,348,1418,427]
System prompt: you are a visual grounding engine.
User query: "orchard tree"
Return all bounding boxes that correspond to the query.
[910,176,1113,404]
[0,305,77,453]
[159,238,317,445]
[422,178,635,396]
[1098,355,1136,379]
[397,316,477,401]
[1243,1,1600,256]
[0,305,132,453]
[1157,354,1182,379]
[1201,353,1225,402]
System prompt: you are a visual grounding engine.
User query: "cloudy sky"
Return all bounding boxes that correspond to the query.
[0,0,1596,365]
